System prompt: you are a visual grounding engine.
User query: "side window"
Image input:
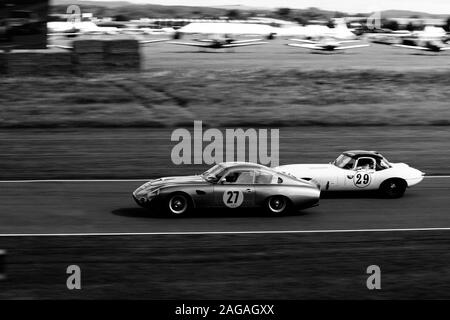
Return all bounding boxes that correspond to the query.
[254,170,275,184]
[355,158,375,170]
[222,170,254,184]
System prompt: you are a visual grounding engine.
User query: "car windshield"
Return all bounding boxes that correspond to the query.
[201,164,225,180]
[376,157,391,170]
[333,154,355,169]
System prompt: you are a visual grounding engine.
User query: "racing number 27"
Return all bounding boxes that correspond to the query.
[226,191,240,204]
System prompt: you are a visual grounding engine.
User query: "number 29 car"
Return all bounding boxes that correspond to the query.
[275,150,425,198]
[133,162,321,216]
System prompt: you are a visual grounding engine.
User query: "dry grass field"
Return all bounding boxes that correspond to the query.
[1,69,450,128]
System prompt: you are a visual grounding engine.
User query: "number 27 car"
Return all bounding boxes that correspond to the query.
[276,150,425,198]
[133,162,321,216]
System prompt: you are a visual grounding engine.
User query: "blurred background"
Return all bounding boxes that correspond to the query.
[0,0,449,179]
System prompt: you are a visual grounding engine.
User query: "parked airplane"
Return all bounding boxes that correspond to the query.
[331,19,359,40]
[367,25,450,52]
[393,26,450,52]
[287,38,369,51]
[394,40,450,52]
[168,22,273,49]
[174,22,277,39]
[169,37,267,49]
[412,25,447,40]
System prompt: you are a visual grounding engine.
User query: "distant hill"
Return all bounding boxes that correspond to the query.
[51,0,135,8]
[50,1,232,19]
[380,10,448,19]
[211,4,272,11]
[50,1,449,21]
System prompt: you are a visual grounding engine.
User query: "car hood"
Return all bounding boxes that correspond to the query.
[135,175,207,193]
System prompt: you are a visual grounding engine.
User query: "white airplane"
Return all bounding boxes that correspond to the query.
[169,37,268,49]
[281,19,369,51]
[393,26,450,52]
[175,22,276,38]
[412,25,447,40]
[118,25,176,36]
[367,25,450,52]
[331,18,359,40]
[394,40,450,52]
[168,22,273,50]
[287,38,369,51]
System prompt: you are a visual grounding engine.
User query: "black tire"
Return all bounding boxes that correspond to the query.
[166,193,191,217]
[379,179,407,198]
[266,196,290,215]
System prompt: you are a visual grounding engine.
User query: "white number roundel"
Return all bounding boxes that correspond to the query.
[353,172,371,188]
[223,189,244,208]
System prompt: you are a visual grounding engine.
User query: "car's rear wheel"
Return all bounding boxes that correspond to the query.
[379,179,407,198]
[266,196,290,215]
[167,193,191,217]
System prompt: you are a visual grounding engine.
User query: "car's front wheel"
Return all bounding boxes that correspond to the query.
[379,179,407,198]
[167,193,191,217]
[266,196,290,215]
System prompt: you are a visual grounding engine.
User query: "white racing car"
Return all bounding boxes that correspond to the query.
[276,150,425,198]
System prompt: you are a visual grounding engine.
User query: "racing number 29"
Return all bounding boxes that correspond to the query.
[355,173,370,185]
[226,191,240,204]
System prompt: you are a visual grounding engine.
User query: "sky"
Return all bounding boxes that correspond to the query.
[93,0,450,14]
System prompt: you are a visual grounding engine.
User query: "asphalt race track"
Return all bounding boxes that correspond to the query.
[1,127,449,179]
[0,177,449,299]
[0,177,448,234]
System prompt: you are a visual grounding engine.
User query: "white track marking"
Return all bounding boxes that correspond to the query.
[0,179,150,183]
[0,176,448,183]
[2,227,450,237]
[424,176,450,178]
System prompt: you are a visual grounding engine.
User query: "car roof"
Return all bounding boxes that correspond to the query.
[343,150,384,159]
[219,162,268,170]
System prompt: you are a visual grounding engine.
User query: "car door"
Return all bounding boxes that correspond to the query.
[190,183,215,208]
[213,169,255,208]
[344,157,376,190]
